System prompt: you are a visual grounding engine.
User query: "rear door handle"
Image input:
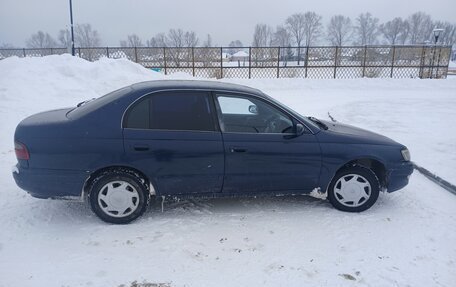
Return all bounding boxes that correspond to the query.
[230,147,248,153]
[133,145,149,151]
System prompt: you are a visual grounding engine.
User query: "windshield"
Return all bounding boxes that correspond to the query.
[260,92,320,130]
[66,86,132,119]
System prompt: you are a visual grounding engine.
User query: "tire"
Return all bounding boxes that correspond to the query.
[328,166,380,212]
[89,170,150,224]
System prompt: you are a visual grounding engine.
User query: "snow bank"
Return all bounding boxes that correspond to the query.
[0,54,162,103]
[0,55,162,152]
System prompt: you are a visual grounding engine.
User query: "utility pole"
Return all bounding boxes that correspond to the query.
[69,0,75,56]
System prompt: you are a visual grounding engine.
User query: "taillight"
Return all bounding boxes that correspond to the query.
[15,141,30,160]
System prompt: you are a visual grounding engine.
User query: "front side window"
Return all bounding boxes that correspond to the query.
[216,94,294,134]
[124,91,216,131]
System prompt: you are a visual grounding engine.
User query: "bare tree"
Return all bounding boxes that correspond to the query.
[147,33,167,47]
[286,13,305,47]
[272,26,291,64]
[167,29,185,47]
[272,25,291,47]
[397,21,410,45]
[165,28,199,66]
[285,12,322,64]
[252,24,273,47]
[74,24,101,47]
[184,31,199,47]
[355,12,380,45]
[286,13,306,64]
[327,15,352,46]
[0,43,15,48]
[380,17,409,45]
[120,34,144,47]
[58,29,72,48]
[302,11,322,46]
[407,12,433,44]
[26,31,57,48]
[202,34,212,47]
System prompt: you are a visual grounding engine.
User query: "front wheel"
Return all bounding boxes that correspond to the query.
[89,170,150,224]
[328,166,380,212]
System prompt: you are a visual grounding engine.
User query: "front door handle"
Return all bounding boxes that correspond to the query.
[133,145,149,151]
[230,147,248,153]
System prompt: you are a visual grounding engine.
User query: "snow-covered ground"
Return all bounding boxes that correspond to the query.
[0,55,455,287]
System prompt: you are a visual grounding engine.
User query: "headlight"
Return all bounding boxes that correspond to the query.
[401,148,411,161]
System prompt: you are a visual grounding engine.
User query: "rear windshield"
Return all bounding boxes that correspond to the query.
[66,86,132,119]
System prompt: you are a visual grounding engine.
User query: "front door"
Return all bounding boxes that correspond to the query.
[215,93,321,194]
[123,91,224,195]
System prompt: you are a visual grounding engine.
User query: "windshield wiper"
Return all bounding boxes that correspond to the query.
[308,116,328,130]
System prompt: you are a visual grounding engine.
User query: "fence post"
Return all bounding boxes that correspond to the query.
[277,47,280,78]
[435,46,442,78]
[362,45,367,77]
[134,47,138,63]
[333,46,338,79]
[22,48,26,57]
[390,45,396,78]
[163,47,167,75]
[304,46,309,78]
[220,47,223,79]
[248,47,252,79]
[430,45,437,79]
[419,46,426,79]
[50,48,53,55]
[78,47,81,57]
[191,47,195,77]
[106,47,109,58]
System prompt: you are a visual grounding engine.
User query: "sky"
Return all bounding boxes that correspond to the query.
[0,0,455,47]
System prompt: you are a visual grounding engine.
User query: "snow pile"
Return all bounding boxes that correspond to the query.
[0,55,455,287]
[0,54,162,103]
[0,55,162,152]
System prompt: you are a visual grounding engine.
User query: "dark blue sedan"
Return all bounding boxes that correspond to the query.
[12,80,413,223]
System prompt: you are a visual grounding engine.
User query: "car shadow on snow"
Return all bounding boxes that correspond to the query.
[17,191,399,226]
[143,194,334,222]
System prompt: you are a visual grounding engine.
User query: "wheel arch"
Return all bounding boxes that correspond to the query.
[81,165,156,199]
[325,157,387,193]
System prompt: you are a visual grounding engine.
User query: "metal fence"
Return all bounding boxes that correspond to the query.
[0,45,452,79]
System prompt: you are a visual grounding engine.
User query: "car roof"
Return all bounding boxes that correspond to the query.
[130,80,264,96]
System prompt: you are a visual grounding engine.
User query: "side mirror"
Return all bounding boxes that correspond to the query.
[248,105,258,114]
[295,123,305,135]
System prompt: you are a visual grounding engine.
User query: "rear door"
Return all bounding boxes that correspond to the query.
[123,91,224,196]
[214,93,321,194]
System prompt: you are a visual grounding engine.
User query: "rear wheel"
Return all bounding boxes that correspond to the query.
[89,170,149,224]
[328,166,380,212]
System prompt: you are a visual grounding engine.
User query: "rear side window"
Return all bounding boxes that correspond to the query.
[124,91,216,131]
[125,97,149,129]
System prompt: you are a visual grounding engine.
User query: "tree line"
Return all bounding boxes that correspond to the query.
[1,11,455,50]
[254,11,455,48]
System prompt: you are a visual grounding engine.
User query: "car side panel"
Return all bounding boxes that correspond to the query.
[123,129,225,195]
[221,132,322,193]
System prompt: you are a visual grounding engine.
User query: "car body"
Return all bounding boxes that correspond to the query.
[13,80,413,223]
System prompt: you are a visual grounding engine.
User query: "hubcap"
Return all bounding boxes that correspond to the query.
[334,174,371,207]
[98,181,140,218]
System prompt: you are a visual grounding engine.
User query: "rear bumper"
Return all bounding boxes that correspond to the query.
[386,161,414,192]
[12,164,88,199]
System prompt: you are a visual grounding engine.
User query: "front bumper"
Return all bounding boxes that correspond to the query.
[386,161,414,192]
[12,164,88,199]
